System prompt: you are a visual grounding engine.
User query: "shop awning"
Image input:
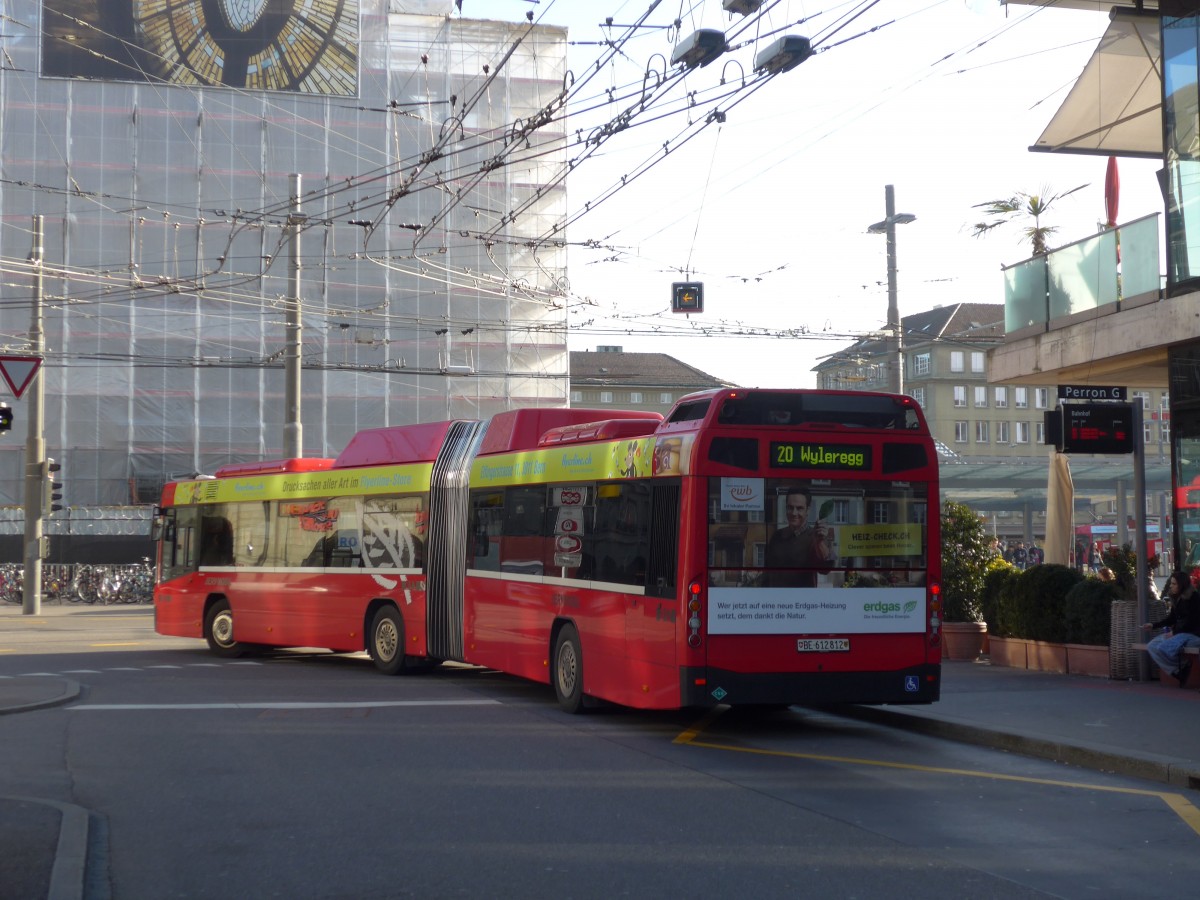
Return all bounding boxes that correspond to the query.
[1030,8,1162,158]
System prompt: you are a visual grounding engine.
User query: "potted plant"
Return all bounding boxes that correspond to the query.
[939,501,993,660]
[1064,576,1121,677]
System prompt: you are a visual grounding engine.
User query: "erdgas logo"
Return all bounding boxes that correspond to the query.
[863,600,903,614]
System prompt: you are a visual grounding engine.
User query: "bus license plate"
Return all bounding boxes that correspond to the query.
[797,639,850,652]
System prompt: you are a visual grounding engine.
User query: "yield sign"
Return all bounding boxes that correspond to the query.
[0,355,42,399]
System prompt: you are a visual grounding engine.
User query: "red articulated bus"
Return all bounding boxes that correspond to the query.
[154,388,941,711]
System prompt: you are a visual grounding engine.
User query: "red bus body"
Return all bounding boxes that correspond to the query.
[154,389,941,709]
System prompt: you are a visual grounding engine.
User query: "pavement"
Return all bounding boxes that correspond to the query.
[3,627,1200,899]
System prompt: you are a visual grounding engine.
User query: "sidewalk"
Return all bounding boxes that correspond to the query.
[836,658,1200,788]
[2,651,1200,899]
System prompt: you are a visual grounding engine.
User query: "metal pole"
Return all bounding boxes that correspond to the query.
[1133,402,1150,681]
[283,174,304,458]
[22,216,44,615]
[884,185,903,395]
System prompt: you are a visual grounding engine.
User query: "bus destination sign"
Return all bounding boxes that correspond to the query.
[771,441,872,471]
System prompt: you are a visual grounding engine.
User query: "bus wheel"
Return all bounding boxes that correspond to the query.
[204,599,246,658]
[368,606,406,676]
[552,624,585,714]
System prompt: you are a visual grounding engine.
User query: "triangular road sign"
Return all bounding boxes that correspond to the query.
[0,355,42,399]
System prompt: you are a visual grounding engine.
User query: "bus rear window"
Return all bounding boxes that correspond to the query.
[716,392,919,430]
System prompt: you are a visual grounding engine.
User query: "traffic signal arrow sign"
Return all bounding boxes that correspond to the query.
[0,355,41,399]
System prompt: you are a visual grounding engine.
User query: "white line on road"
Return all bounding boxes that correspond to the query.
[71,700,500,710]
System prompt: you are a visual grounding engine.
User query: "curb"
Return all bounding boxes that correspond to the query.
[3,796,90,900]
[0,678,82,716]
[835,704,1200,791]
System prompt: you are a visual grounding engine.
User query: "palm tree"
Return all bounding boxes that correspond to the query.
[970,184,1088,256]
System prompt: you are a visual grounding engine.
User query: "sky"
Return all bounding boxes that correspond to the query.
[510,0,1164,388]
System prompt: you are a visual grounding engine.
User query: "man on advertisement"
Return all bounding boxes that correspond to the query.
[764,486,836,587]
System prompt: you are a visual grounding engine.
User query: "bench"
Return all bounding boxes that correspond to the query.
[1131,642,1200,687]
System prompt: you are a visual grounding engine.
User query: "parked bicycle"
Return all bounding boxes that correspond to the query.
[0,564,23,605]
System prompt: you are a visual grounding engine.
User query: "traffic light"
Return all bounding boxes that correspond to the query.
[0,404,11,432]
[671,281,704,313]
[43,458,63,516]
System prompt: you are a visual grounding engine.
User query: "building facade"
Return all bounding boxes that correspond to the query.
[815,302,1173,540]
[0,2,570,506]
[569,347,731,416]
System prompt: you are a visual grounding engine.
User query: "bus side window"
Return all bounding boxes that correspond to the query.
[199,515,234,566]
[469,491,504,571]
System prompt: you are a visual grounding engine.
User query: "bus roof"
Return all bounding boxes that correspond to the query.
[477,408,663,455]
[538,417,663,446]
[334,421,459,468]
[213,458,335,478]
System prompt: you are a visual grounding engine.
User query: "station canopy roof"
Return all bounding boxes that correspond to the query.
[1029,7,1162,158]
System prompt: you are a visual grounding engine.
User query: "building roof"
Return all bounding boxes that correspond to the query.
[570,350,731,389]
[812,302,1004,373]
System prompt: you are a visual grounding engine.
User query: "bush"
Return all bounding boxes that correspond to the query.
[980,558,1017,637]
[1064,577,1121,645]
[1100,544,1160,601]
[997,563,1084,642]
[940,501,994,622]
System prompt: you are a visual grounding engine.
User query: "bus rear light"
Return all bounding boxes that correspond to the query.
[687,578,704,647]
[928,582,942,636]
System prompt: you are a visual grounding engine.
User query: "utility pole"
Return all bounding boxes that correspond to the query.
[22,216,44,615]
[284,174,304,458]
[867,185,915,395]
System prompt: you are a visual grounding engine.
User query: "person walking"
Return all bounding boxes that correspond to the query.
[1142,571,1200,687]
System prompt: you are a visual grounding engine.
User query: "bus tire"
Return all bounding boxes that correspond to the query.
[552,624,585,714]
[204,599,246,658]
[368,606,406,676]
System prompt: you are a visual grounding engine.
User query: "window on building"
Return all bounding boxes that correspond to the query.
[660,392,672,404]
[1133,390,1151,410]
[629,391,642,404]
[1036,422,1045,444]
[600,391,613,403]
[1014,387,1028,408]
[1015,421,1030,443]
[994,387,1007,408]
[997,421,1010,444]
[871,502,890,524]
[950,351,964,372]
[954,421,968,443]
[913,353,931,376]
[976,420,989,443]
[910,387,925,408]
[1035,388,1049,409]
[974,386,987,407]
[1163,420,1171,444]
[971,351,986,373]
[1145,421,1154,443]
[953,386,966,407]
[570,391,582,403]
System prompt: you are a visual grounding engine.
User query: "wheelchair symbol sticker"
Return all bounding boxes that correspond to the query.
[904,676,919,693]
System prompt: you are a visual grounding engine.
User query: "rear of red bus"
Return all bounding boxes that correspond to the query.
[671,389,941,707]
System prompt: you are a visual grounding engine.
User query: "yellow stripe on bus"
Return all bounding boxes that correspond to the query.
[174,462,435,504]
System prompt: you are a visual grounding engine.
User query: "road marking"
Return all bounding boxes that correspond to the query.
[674,708,1200,839]
[91,642,145,647]
[72,700,501,711]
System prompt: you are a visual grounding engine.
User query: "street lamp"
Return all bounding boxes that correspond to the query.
[867,184,915,395]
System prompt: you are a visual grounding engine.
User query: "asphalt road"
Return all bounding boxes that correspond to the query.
[3,608,1198,899]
